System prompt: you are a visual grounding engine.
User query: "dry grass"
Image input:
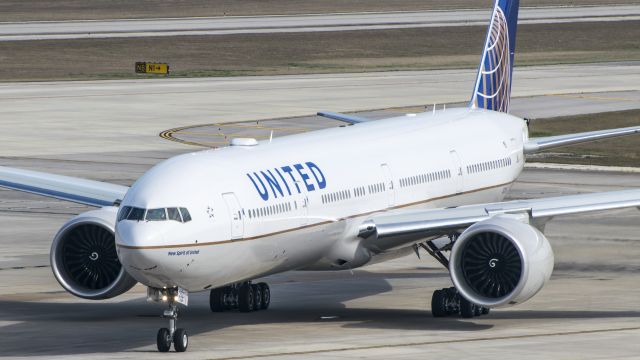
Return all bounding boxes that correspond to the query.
[2,0,640,21]
[529,109,640,167]
[0,20,639,82]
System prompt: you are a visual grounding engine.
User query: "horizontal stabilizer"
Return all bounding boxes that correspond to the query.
[317,111,369,124]
[0,166,129,207]
[524,125,640,154]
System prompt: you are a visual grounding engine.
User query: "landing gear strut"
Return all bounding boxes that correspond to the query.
[209,281,270,313]
[431,287,490,318]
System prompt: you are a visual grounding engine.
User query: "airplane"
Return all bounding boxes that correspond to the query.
[2,0,640,353]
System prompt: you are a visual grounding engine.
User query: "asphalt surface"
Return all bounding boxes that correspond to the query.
[1,166,640,359]
[2,5,640,41]
[1,61,640,358]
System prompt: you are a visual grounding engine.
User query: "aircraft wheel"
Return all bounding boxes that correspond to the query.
[238,282,254,312]
[259,283,270,310]
[473,304,482,316]
[209,288,225,312]
[252,284,263,310]
[157,328,172,352]
[431,289,448,317]
[460,297,475,318]
[173,328,188,352]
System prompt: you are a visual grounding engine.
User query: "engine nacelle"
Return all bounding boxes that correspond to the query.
[450,216,554,308]
[50,206,137,299]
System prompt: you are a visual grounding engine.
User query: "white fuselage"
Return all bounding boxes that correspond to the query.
[116,108,528,292]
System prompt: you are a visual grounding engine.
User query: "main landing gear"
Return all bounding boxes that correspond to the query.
[431,287,490,318]
[209,281,270,313]
[414,238,490,319]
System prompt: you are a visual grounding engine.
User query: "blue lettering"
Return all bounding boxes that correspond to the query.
[281,166,301,193]
[274,168,292,195]
[247,173,269,201]
[306,162,326,189]
[261,170,284,198]
[294,163,315,191]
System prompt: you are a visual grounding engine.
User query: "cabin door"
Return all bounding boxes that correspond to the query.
[449,150,464,193]
[222,192,244,239]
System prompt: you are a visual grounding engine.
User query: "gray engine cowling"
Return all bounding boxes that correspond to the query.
[50,206,137,299]
[450,216,554,308]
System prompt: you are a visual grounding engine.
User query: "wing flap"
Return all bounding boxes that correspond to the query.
[0,166,129,207]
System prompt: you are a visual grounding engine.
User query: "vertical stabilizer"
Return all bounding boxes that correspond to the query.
[469,0,520,113]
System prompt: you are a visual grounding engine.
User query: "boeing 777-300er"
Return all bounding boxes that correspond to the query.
[2,0,640,353]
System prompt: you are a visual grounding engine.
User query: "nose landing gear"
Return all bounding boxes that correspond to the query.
[148,287,189,352]
[157,305,188,352]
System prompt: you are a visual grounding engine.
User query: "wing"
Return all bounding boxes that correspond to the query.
[524,125,640,154]
[358,189,640,252]
[0,166,128,207]
[317,111,370,124]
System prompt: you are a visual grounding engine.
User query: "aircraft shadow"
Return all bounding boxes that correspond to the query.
[1,274,638,356]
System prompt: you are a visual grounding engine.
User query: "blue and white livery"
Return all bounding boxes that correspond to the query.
[2,0,640,353]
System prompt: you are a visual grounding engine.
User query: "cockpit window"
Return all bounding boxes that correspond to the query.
[118,206,191,223]
[179,208,192,222]
[117,206,132,221]
[127,207,145,221]
[145,208,167,221]
[167,207,182,222]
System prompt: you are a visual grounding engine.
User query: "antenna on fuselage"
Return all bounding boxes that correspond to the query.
[269,130,273,143]
[433,104,436,115]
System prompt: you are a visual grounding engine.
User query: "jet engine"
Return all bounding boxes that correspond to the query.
[449,216,554,308]
[50,207,137,299]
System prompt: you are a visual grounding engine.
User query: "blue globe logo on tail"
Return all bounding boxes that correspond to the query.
[470,0,520,113]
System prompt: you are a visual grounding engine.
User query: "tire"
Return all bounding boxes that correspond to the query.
[259,283,270,310]
[252,284,263,310]
[482,307,490,315]
[460,297,475,318]
[431,289,447,317]
[223,286,235,310]
[209,288,225,312]
[156,328,171,352]
[173,328,188,353]
[473,304,482,316]
[238,283,254,312]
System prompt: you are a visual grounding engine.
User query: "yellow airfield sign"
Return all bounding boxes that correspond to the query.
[135,62,169,75]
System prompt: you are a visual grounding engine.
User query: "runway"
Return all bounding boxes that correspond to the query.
[2,5,640,41]
[1,62,639,157]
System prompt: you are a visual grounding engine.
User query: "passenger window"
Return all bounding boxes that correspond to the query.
[167,207,182,222]
[118,206,132,222]
[127,207,145,221]
[179,208,192,222]
[146,208,167,221]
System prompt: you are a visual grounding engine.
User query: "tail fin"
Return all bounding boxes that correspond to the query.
[469,0,520,113]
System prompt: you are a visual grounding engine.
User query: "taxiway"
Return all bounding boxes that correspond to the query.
[1,61,640,358]
[2,5,640,41]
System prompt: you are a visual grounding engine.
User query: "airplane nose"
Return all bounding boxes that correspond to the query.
[115,222,174,287]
